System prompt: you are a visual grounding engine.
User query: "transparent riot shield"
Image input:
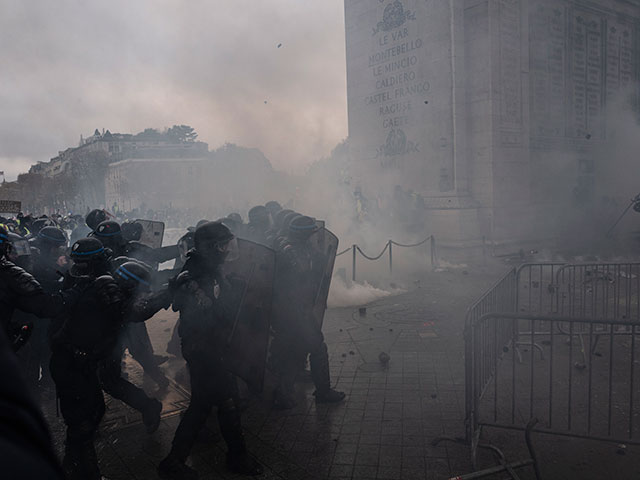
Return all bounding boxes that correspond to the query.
[11,238,31,257]
[134,219,165,249]
[309,226,338,328]
[222,239,275,392]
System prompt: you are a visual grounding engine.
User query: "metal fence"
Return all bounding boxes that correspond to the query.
[469,313,640,447]
[459,262,640,475]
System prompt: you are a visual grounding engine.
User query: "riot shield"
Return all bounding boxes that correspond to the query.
[11,238,31,257]
[134,219,165,249]
[221,239,275,392]
[309,227,338,328]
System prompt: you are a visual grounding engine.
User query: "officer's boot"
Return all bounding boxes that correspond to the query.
[63,440,101,480]
[142,398,163,434]
[310,342,345,404]
[218,399,263,476]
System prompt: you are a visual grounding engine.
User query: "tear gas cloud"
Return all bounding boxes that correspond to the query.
[2,1,640,274]
[0,0,347,180]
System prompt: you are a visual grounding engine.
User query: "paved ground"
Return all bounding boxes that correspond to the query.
[40,265,640,479]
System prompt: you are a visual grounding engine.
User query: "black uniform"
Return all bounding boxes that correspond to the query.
[0,228,64,478]
[0,258,64,333]
[159,222,262,480]
[0,326,64,479]
[270,216,344,408]
[93,220,169,387]
[50,272,125,480]
[26,227,67,391]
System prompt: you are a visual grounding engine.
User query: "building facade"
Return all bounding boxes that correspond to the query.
[345,0,640,244]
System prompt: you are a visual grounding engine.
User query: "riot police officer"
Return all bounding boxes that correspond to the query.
[159,221,262,479]
[0,225,65,334]
[27,226,68,392]
[49,237,126,480]
[0,226,66,478]
[270,216,345,409]
[244,205,270,246]
[93,220,170,387]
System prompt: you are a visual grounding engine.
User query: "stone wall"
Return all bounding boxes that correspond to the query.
[345,0,640,244]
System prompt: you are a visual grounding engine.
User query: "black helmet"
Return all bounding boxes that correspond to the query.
[273,209,293,229]
[93,220,122,239]
[248,206,269,227]
[194,221,236,263]
[265,201,282,216]
[30,218,55,235]
[280,211,301,234]
[36,226,67,247]
[69,237,106,262]
[220,216,240,234]
[194,221,234,249]
[196,219,209,229]
[227,212,242,224]
[288,215,319,240]
[114,261,152,291]
[86,209,108,231]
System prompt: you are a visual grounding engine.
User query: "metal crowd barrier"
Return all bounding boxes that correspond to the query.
[445,262,640,478]
[470,313,640,448]
[336,235,437,281]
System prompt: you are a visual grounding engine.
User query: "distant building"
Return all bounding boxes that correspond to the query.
[25,127,209,211]
[106,158,205,212]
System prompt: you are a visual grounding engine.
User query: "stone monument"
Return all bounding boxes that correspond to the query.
[345,0,640,245]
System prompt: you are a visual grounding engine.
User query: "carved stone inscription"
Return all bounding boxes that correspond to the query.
[366,1,425,164]
[355,0,454,193]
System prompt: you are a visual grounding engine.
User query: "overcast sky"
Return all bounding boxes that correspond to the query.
[0,0,347,181]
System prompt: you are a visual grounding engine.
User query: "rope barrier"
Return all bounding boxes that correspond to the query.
[335,235,437,282]
[390,236,432,248]
[356,243,389,261]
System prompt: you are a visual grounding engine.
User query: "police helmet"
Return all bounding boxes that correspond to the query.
[30,218,55,235]
[265,201,282,217]
[69,237,106,262]
[114,261,152,291]
[227,212,243,224]
[194,221,234,249]
[36,226,67,247]
[288,215,319,240]
[248,206,269,227]
[86,209,108,231]
[93,220,122,239]
[273,209,293,229]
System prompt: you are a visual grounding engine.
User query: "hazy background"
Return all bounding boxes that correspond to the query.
[0,0,347,181]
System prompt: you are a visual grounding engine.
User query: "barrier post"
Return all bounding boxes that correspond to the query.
[352,244,357,282]
[388,240,393,276]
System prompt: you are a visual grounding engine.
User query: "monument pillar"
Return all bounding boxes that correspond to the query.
[345,0,640,245]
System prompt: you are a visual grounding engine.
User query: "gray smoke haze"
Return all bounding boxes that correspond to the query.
[0,0,347,180]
